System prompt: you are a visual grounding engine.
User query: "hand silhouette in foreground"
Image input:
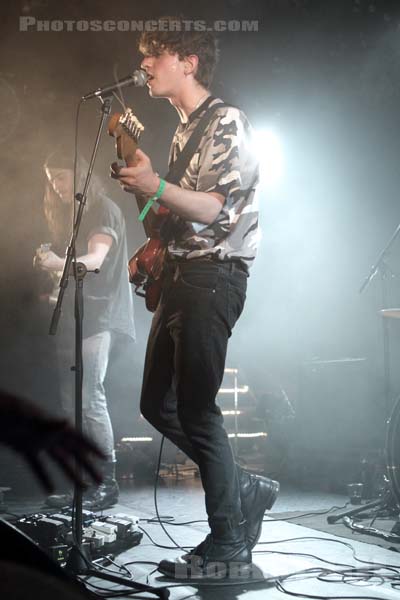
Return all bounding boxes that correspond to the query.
[0,390,106,493]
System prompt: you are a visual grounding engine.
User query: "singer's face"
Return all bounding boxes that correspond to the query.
[45,168,74,204]
[140,51,185,98]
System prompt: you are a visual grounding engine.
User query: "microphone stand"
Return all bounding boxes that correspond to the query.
[49,95,167,599]
[359,222,400,421]
[327,489,393,525]
[49,95,112,575]
[326,485,400,545]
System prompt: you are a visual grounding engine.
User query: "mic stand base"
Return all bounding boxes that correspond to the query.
[327,496,387,524]
[327,488,397,525]
[65,544,169,599]
[66,544,91,575]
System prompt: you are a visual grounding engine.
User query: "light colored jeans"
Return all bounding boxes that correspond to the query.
[57,330,115,461]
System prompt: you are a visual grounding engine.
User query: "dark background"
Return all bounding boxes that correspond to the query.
[2,0,400,487]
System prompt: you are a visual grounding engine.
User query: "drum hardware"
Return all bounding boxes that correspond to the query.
[326,395,400,541]
[380,309,400,320]
[360,220,400,423]
[328,244,400,537]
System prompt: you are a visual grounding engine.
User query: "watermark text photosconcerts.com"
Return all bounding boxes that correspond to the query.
[19,18,259,33]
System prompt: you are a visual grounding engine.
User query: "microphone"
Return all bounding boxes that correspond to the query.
[82,69,148,101]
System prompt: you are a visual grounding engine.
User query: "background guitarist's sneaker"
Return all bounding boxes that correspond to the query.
[82,459,119,511]
[44,491,73,509]
[45,460,119,511]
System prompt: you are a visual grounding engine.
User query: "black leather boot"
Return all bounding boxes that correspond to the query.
[82,460,119,511]
[239,469,280,548]
[158,520,253,580]
[182,469,279,561]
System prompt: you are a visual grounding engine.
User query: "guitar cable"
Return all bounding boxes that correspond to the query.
[152,435,191,554]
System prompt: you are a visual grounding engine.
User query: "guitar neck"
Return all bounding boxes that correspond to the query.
[125,155,162,239]
[108,109,165,239]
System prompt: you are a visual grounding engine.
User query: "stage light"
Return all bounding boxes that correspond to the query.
[120,436,153,442]
[252,128,284,186]
[218,385,249,394]
[228,432,268,439]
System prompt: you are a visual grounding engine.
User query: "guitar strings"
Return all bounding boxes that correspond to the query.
[112,62,127,112]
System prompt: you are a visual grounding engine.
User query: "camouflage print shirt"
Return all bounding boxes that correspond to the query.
[165,96,260,269]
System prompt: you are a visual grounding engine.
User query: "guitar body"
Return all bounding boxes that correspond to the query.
[108,109,169,312]
[128,238,166,312]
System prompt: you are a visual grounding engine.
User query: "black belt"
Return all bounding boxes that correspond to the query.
[165,255,249,276]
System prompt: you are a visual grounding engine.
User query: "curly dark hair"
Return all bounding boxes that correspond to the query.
[138,17,219,89]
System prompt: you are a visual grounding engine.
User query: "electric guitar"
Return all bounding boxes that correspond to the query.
[33,243,62,305]
[108,108,169,312]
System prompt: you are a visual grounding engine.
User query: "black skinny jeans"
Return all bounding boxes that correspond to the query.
[140,259,247,532]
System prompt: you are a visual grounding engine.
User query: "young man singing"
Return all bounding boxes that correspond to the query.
[112,22,279,579]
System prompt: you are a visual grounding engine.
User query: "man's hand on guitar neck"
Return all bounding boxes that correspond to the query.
[111,148,224,226]
[34,248,64,272]
[111,148,160,197]
[34,234,113,273]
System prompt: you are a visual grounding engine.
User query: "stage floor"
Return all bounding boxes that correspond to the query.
[79,478,400,600]
[3,477,400,599]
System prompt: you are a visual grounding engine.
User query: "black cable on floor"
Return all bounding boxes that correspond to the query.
[269,502,351,522]
[152,435,194,554]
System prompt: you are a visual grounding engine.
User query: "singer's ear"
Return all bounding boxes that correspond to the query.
[183,54,199,76]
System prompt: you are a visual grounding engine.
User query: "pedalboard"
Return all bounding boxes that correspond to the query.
[14,511,142,566]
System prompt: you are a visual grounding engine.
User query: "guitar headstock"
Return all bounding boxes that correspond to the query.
[108,109,144,167]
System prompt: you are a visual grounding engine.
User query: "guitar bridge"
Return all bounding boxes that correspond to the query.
[134,286,146,299]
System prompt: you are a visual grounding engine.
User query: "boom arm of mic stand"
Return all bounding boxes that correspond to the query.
[359,222,400,294]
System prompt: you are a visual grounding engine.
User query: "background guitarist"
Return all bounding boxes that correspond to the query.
[111,20,280,579]
[34,149,135,510]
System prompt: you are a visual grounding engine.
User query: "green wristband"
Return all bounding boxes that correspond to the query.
[138,178,166,222]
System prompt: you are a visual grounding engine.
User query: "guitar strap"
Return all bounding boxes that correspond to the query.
[164,96,227,184]
[160,96,229,242]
